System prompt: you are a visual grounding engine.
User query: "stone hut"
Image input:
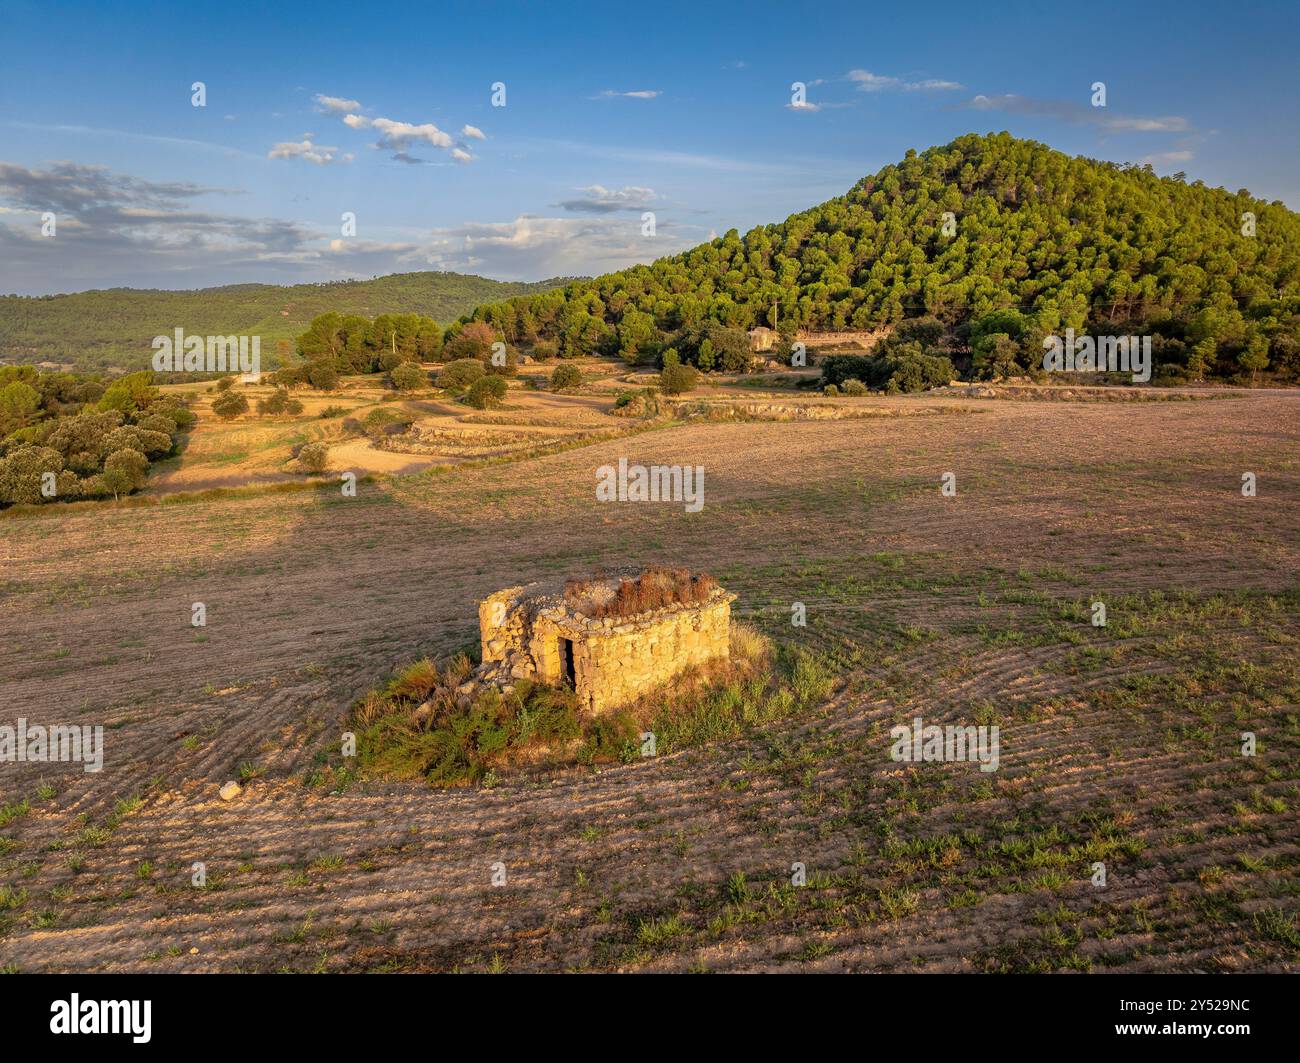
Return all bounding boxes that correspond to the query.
[475,571,735,715]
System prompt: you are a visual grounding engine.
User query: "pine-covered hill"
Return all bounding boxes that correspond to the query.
[461,132,1300,382]
[0,271,575,373]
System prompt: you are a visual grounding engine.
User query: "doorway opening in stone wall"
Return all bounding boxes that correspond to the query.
[560,638,576,688]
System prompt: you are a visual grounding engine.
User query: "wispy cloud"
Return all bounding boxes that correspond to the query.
[595,89,661,99]
[2,120,260,159]
[848,69,963,93]
[416,212,691,279]
[534,138,817,176]
[967,93,1191,133]
[1139,149,1195,167]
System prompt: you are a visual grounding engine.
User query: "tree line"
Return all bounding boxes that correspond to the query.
[0,366,193,506]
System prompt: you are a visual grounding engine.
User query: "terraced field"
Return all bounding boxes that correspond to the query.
[1,390,1297,972]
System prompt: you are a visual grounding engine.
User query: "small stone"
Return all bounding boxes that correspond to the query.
[219,781,241,801]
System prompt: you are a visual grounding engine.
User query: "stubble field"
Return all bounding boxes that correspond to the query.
[1,389,1298,972]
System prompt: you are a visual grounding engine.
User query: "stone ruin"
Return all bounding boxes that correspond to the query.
[469,569,736,715]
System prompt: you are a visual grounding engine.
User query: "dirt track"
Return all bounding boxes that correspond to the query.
[1,392,1298,972]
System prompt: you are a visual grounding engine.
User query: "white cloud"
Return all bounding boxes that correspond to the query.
[556,184,658,213]
[317,95,475,162]
[366,116,453,149]
[322,102,475,160]
[314,94,363,114]
[268,138,344,165]
[597,89,661,99]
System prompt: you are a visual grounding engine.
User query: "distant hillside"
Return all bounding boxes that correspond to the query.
[457,133,1300,383]
[0,272,576,373]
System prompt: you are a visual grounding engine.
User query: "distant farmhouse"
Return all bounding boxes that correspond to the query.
[747,326,777,352]
[475,569,734,715]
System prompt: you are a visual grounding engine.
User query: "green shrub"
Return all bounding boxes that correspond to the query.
[465,374,508,409]
[889,345,956,391]
[610,388,661,418]
[100,447,148,499]
[354,674,584,786]
[136,412,180,439]
[152,402,197,430]
[660,362,699,395]
[306,362,339,391]
[210,391,249,420]
[579,712,641,764]
[359,408,413,440]
[390,362,428,391]
[550,364,582,392]
[0,446,66,504]
[436,358,485,392]
[255,387,303,416]
[297,442,329,473]
[821,346,954,393]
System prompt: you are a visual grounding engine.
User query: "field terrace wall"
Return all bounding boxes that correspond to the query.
[477,580,735,715]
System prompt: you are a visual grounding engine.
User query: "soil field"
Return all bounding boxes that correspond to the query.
[1,391,1298,972]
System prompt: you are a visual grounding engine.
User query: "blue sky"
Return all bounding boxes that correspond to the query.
[1,0,1297,294]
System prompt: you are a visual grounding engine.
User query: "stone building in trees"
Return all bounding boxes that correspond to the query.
[747,326,777,352]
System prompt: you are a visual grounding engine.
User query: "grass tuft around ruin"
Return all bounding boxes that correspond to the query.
[344,623,835,787]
